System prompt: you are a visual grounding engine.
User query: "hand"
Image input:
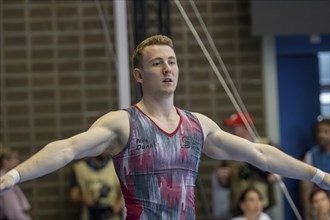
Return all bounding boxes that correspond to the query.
[317,172,330,190]
[82,195,96,206]
[113,204,123,215]
[268,173,282,183]
[0,174,16,196]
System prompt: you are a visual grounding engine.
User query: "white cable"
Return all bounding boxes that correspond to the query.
[94,0,117,66]
[174,1,303,219]
[188,0,259,138]
[277,176,303,220]
[174,0,256,140]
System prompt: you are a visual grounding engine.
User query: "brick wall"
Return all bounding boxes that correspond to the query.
[0,1,264,219]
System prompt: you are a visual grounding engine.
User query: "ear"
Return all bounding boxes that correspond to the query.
[133,68,143,83]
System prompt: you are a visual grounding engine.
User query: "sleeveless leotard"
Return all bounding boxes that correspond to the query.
[112,105,204,220]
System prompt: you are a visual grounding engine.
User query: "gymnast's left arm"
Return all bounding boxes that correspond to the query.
[194,113,330,190]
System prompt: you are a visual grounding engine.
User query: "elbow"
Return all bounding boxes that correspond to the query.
[251,147,269,171]
[62,148,75,164]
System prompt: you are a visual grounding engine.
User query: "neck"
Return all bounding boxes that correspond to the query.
[137,96,176,118]
[318,212,330,220]
[244,212,259,220]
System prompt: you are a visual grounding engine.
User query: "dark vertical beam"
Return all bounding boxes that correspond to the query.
[133,0,147,101]
[158,0,171,36]
[133,0,172,101]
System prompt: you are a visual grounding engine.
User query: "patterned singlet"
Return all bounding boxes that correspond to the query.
[112,105,204,220]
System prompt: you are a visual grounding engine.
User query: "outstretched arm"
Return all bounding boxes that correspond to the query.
[0,110,128,194]
[195,113,330,189]
[16,127,114,182]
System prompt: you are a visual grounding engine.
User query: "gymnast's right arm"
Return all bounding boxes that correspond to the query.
[0,110,128,195]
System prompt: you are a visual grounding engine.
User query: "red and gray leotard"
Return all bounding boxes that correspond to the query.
[112,105,204,220]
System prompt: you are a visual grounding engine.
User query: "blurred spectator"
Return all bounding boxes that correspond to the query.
[309,188,330,220]
[212,112,276,217]
[70,149,123,220]
[212,162,231,219]
[231,187,272,220]
[0,146,31,220]
[301,118,330,220]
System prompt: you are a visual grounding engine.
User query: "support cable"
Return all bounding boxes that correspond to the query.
[174,1,303,219]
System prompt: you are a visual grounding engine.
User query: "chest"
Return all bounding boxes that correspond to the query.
[124,113,203,173]
[136,128,201,165]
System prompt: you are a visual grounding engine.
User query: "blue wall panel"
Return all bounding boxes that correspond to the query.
[276,34,330,220]
[277,54,320,220]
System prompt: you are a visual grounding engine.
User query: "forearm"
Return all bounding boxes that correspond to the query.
[255,144,315,181]
[15,139,74,183]
[204,131,318,181]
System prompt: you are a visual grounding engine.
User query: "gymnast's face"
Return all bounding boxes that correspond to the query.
[133,45,179,96]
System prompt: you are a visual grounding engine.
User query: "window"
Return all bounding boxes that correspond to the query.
[318,51,330,117]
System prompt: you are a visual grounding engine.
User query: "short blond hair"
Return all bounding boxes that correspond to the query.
[132,35,174,69]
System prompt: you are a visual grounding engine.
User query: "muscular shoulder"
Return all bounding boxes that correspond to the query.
[192,112,222,137]
[91,110,129,131]
[90,110,130,154]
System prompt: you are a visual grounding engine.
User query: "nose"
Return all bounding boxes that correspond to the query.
[163,62,171,75]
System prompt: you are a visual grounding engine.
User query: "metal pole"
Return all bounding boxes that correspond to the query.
[114,0,131,108]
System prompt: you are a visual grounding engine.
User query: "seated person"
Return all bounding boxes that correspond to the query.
[220,113,277,214]
[212,162,232,219]
[309,188,330,220]
[301,118,330,219]
[69,149,123,220]
[231,187,272,220]
[0,147,31,220]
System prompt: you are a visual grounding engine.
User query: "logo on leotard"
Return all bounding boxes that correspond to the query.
[181,133,201,149]
[135,138,157,150]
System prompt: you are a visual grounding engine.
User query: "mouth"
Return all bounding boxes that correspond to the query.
[162,78,173,83]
